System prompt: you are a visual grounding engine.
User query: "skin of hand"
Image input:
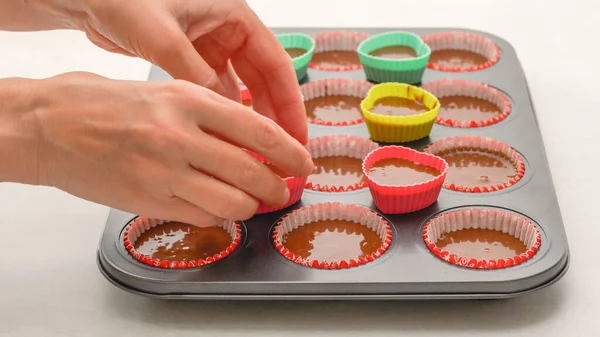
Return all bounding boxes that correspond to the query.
[0,72,313,226]
[28,0,309,145]
[0,0,315,226]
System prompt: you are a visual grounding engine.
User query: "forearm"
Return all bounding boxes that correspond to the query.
[0,0,86,31]
[0,78,41,184]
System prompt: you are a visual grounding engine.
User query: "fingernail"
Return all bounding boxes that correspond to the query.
[301,156,314,177]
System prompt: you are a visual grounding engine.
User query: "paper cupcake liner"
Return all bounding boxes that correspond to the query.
[422,136,525,193]
[423,208,542,269]
[123,217,242,269]
[300,78,373,126]
[360,82,440,143]
[422,31,500,72]
[421,79,511,128]
[305,135,380,192]
[247,153,307,214]
[309,31,370,71]
[362,146,448,214]
[357,31,431,84]
[276,33,316,82]
[272,202,392,269]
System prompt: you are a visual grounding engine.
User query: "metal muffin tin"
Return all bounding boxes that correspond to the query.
[97,28,569,300]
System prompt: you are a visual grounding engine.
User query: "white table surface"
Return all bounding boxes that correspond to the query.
[0,0,596,336]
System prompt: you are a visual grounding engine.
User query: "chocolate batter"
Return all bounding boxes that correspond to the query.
[311,51,361,69]
[134,222,232,262]
[304,95,363,123]
[370,96,428,116]
[368,158,441,185]
[266,163,291,179]
[282,219,383,261]
[369,46,417,59]
[308,156,364,187]
[436,228,527,260]
[439,96,502,121]
[286,48,307,58]
[429,49,488,68]
[437,148,517,187]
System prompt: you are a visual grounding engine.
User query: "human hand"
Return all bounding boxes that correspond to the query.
[31,72,312,226]
[63,0,308,145]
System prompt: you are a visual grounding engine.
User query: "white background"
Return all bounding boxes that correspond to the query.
[0,0,597,336]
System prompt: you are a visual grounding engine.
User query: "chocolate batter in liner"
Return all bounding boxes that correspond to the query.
[423,208,541,269]
[421,31,500,72]
[310,31,370,71]
[124,217,242,269]
[305,134,379,192]
[362,145,448,215]
[300,78,373,126]
[272,202,392,269]
[423,135,525,193]
[421,79,511,128]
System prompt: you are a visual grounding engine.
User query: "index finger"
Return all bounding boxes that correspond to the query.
[230,6,308,145]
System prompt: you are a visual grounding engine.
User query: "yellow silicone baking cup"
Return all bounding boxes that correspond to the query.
[360,83,440,143]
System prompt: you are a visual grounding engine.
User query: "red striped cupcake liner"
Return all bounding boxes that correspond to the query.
[309,31,370,71]
[247,153,307,215]
[305,135,379,192]
[272,202,392,269]
[123,217,242,269]
[362,146,448,214]
[421,79,511,128]
[422,136,525,193]
[422,31,500,72]
[300,78,373,126]
[423,208,542,269]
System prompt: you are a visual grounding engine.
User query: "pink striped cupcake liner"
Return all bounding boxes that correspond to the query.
[300,78,373,126]
[423,208,541,269]
[422,31,500,72]
[309,31,370,71]
[305,135,379,192]
[123,217,242,269]
[272,202,392,269]
[421,79,511,128]
[422,136,525,193]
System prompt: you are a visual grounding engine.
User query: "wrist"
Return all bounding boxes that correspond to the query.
[0,78,43,185]
[26,0,90,30]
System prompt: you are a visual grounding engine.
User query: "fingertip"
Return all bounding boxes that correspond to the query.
[301,156,314,177]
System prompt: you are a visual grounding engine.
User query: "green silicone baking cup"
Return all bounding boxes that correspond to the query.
[276,33,315,82]
[357,31,431,84]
